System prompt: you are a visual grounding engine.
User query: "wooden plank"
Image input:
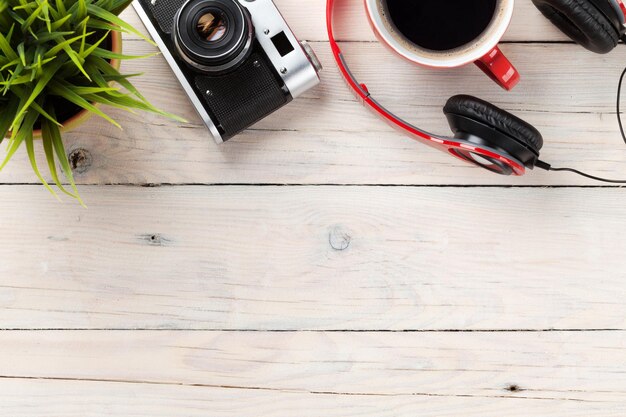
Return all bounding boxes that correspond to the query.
[122,0,570,42]
[1,185,625,330]
[2,41,626,186]
[1,331,626,416]
[3,379,619,417]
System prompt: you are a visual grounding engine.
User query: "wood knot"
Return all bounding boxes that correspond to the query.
[506,384,522,392]
[68,148,92,174]
[328,226,351,251]
[139,234,171,247]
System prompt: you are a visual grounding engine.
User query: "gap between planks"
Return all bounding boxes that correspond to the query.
[0,328,624,332]
[0,184,624,189]
[0,375,584,402]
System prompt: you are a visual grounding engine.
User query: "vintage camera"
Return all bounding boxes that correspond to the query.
[133,0,322,143]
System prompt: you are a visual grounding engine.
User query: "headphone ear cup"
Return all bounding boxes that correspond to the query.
[532,0,620,54]
[443,95,544,168]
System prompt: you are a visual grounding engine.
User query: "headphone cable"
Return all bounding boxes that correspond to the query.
[617,64,626,145]
[533,64,626,184]
[536,160,626,184]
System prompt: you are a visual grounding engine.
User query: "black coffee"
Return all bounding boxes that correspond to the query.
[384,0,498,51]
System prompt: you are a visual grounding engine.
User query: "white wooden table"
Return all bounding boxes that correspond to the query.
[2,1,626,415]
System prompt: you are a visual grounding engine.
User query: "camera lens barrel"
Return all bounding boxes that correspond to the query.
[174,0,254,72]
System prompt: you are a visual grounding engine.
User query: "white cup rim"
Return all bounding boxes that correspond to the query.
[364,0,515,68]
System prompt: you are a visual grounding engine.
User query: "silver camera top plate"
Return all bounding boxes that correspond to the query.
[239,0,320,99]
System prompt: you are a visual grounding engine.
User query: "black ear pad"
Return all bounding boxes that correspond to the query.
[532,0,620,54]
[443,95,544,168]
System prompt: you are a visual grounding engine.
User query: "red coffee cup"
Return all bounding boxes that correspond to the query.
[364,0,519,91]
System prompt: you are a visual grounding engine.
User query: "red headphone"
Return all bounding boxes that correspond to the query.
[327,0,626,183]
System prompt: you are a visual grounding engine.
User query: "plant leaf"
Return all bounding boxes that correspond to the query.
[11,58,65,130]
[44,104,85,205]
[0,96,20,143]
[41,117,80,200]
[86,3,155,44]
[26,120,60,200]
[48,80,121,128]
[0,106,38,171]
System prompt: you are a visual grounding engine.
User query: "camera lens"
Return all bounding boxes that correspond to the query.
[174,0,254,72]
[196,11,228,42]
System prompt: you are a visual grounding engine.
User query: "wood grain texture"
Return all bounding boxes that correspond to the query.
[1,186,625,330]
[1,331,626,416]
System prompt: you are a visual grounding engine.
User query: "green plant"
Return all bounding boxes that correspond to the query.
[0,0,182,203]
